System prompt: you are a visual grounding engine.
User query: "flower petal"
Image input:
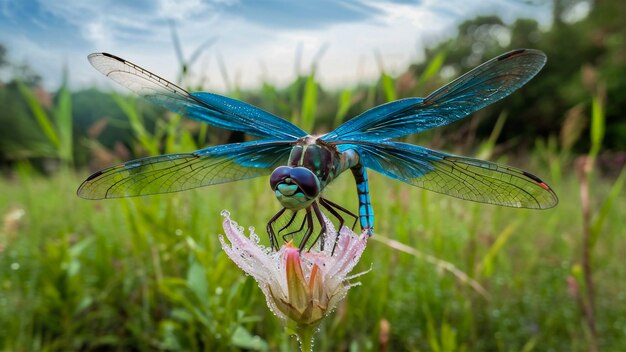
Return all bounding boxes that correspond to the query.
[220,215,276,283]
[285,246,309,310]
[319,228,368,279]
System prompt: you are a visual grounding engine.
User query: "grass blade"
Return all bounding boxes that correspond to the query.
[17,81,59,148]
[589,93,605,158]
[333,88,353,128]
[112,92,158,155]
[54,72,73,164]
[476,111,507,160]
[300,74,317,132]
[380,72,396,102]
[418,50,446,84]
[372,235,490,299]
[478,223,517,278]
[590,166,626,248]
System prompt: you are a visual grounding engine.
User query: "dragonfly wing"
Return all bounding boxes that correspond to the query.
[323,49,546,142]
[77,140,293,199]
[88,53,307,140]
[339,142,558,209]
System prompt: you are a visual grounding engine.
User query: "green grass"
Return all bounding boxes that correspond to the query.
[1,158,625,351]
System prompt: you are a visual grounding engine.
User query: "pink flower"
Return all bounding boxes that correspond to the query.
[219,210,368,327]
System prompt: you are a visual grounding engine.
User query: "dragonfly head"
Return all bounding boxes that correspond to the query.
[270,166,320,209]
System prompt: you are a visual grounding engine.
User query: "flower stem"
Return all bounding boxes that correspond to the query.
[296,324,316,352]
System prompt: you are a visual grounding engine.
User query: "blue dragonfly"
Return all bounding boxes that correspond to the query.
[78,49,558,251]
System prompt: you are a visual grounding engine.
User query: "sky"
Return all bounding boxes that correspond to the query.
[0,0,554,92]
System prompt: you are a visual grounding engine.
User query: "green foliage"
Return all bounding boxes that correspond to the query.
[15,77,74,166]
[333,88,354,127]
[17,81,60,149]
[477,223,517,279]
[589,167,626,249]
[112,93,160,156]
[589,94,605,159]
[2,162,625,350]
[54,78,74,165]
[380,72,397,102]
[300,74,318,133]
[416,1,626,151]
[418,51,447,88]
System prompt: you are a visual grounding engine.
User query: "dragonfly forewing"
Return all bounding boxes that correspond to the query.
[322,49,546,142]
[78,140,294,199]
[88,53,306,140]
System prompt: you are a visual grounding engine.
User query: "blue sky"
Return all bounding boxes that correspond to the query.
[0,0,553,91]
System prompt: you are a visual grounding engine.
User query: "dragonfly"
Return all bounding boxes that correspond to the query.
[78,49,558,251]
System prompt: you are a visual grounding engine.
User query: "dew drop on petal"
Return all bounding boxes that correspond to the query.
[266,305,280,318]
[220,209,230,218]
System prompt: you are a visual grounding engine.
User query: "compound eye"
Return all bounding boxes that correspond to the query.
[270,166,292,190]
[290,167,319,198]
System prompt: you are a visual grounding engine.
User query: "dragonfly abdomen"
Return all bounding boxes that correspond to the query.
[351,164,374,234]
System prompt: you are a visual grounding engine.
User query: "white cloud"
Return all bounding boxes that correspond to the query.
[85,20,111,47]
[158,0,210,20]
[2,0,555,92]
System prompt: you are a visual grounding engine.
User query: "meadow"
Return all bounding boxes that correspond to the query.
[2,9,626,349]
[2,75,626,349]
[1,150,625,351]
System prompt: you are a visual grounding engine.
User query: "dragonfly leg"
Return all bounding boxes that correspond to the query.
[319,197,358,254]
[281,215,307,242]
[308,201,327,252]
[266,208,287,251]
[320,197,358,230]
[297,208,314,252]
[277,210,298,236]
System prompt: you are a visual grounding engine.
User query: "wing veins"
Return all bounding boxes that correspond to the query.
[89,53,306,140]
[432,157,541,207]
[106,155,200,197]
[343,141,557,208]
[323,49,546,142]
[78,140,294,199]
[379,72,527,131]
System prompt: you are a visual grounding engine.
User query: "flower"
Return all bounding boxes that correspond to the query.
[219,210,368,350]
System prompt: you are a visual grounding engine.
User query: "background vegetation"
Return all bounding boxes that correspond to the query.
[1,0,625,350]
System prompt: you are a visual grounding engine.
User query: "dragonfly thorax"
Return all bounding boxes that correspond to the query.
[288,137,339,183]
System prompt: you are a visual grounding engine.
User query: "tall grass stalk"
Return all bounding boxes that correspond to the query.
[169,20,216,85]
[575,87,606,352]
[300,74,317,133]
[17,76,74,165]
[417,51,446,87]
[332,88,354,127]
[375,50,397,102]
[372,234,490,299]
[112,93,159,155]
